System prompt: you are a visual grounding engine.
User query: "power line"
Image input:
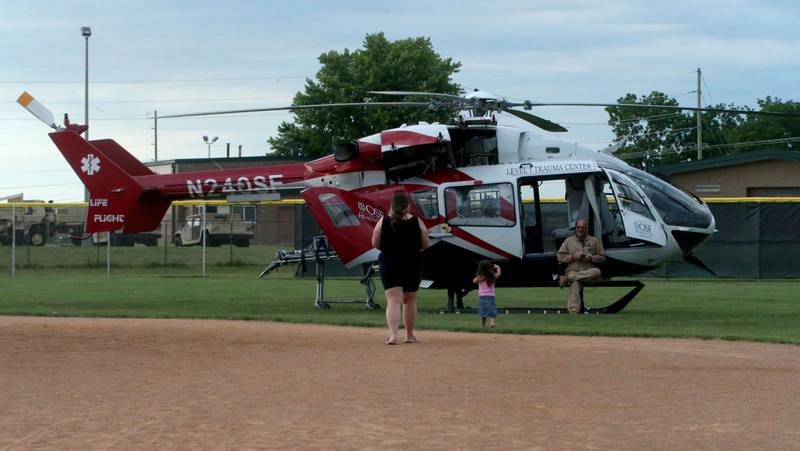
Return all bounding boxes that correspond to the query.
[0,95,295,104]
[0,182,78,190]
[618,136,800,160]
[700,74,714,105]
[0,75,306,84]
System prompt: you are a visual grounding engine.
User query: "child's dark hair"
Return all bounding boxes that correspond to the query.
[476,260,496,285]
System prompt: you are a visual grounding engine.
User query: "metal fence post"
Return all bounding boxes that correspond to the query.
[11,205,15,277]
[106,232,111,277]
[163,221,168,266]
[202,203,207,277]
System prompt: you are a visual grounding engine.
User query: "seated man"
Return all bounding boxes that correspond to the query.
[556,218,605,313]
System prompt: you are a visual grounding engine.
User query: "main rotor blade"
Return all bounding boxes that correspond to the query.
[502,107,568,132]
[511,102,800,118]
[17,91,58,129]
[367,90,464,101]
[158,101,431,119]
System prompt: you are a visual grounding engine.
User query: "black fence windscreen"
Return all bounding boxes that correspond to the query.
[298,201,800,279]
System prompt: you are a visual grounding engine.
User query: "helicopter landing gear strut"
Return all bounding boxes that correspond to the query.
[260,235,380,311]
[313,261,380,311]
[436,280,644,314]
[498,280,645,314]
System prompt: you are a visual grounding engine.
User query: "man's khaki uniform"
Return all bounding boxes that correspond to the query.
[557,235,605,313]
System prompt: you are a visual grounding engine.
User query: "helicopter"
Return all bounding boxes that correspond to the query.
[17,89,799,312]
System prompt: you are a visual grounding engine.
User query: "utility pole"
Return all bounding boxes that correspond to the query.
[697,67,703,160]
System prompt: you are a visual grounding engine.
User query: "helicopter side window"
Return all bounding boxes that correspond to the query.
[318,193,359,228]
[445,183,515,227]
[598,180,628,245]
[411,189,439,219]
[610,176,655,221]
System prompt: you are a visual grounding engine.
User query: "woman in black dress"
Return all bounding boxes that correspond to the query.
[371,191,430,345]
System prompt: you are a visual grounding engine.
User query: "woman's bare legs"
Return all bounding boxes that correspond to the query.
[385,287,403,344]
[402,291,418,343]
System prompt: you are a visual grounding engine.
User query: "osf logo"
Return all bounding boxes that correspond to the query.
[634,221,652,235]
[81,154,101,176]
[357,201,383,222]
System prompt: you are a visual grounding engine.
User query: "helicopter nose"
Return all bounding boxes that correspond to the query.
[669,207,716,255]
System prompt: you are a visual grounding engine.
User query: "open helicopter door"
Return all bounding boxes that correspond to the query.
[602,169,667,247]
[439,180,522,260]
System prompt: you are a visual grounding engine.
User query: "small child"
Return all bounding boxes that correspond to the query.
[472,260,501,328]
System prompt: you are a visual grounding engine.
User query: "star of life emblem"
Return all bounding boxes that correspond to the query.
[81,154,101,175]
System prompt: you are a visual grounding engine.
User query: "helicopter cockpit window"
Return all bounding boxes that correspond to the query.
[609,174,655,221]
[411,189,439,219]
[445,183,515,227]
[623,169,713,228]
[318,193,359,228]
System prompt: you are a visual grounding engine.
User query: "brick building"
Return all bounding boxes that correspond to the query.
[652,150,800,198]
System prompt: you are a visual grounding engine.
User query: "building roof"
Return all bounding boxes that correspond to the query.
[652,149,800,176]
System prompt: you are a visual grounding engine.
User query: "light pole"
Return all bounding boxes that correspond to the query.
[203,135,218,158]
[81,26,91,139]
[81,26,92,248]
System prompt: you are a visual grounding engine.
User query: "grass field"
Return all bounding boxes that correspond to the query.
[0,242,282,268]
[1,247,798,344]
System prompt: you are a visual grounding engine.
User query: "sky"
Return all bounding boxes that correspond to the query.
[1,0,798,202]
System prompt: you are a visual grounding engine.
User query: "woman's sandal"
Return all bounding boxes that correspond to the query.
[385,337,397,345]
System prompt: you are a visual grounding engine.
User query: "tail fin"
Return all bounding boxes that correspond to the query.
[90,139,154,176]
[49,130,168,233]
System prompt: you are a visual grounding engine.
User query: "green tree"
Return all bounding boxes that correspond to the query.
[605,92,695,169]
[726,97,800,152]
[268,33,461,159]
[607,93,799,168]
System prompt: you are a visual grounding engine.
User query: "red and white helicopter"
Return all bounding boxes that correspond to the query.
[19,89,793,312]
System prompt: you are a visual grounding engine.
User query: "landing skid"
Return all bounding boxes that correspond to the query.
[437,280,644,314]
[260,235,380,311]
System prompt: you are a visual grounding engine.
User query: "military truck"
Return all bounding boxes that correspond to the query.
[0,203,54,246]
[91,231,162,247]
[174,212,253,247]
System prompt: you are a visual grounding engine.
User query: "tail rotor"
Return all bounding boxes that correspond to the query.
[17,91,60,130]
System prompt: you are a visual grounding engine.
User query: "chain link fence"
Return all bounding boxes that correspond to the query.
[0,200,304,277]
[3,199,799,279]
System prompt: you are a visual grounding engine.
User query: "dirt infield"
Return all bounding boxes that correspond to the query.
[1,316,798,450]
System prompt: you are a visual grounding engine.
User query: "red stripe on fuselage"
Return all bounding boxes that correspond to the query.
[448,227,517,260]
